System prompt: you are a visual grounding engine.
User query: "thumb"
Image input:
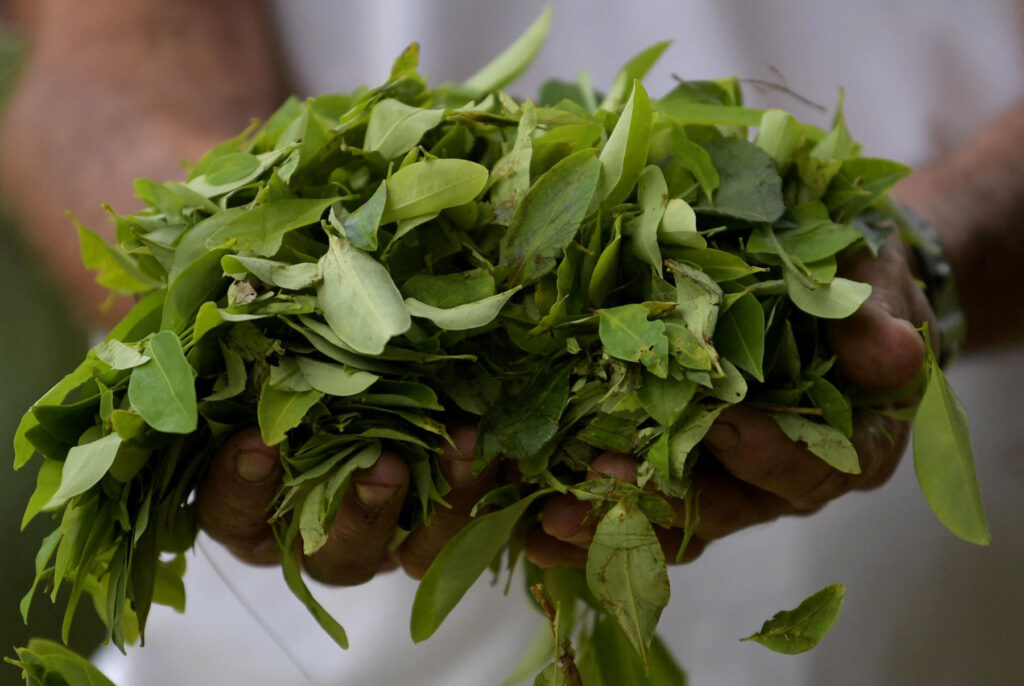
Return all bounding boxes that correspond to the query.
[827,239,933,391]
[197,427,281,565]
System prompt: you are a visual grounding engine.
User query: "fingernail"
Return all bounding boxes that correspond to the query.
[236,450,276,483]
[704,423,739,452]
[448,459,476,488]
[355,483,399,509]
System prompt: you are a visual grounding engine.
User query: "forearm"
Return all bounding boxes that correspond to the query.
[895,101,1024,351]
[0,0,288,327]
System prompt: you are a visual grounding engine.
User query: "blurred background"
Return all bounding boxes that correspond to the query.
[0,26,103,686]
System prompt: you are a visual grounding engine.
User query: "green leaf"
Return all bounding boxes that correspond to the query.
[656,102,764,127]
[772,413,860,474]
[405,287,521,330]
[667,260,722,362]
[300,443,381,554]
[748,210,863,264]
[401,269,496,308]
[754,109,804,170]
[637,373,696,427]
[338,180,387,251]
[588,225,622,307]
[257,379,322,446]
[203,151,260,185]
[599,41,672,111]
[11,639,116,686]
[73,215,157,292]
[317,234,411,355]
[913,356,990,544]
[658,198,705,248]
[128,331,197,434]
[93,339,149,370]
[784,271,871,319]
[22,459,63,529]
[698,138,785,222]
[742,584,845,654]
[596,81,652,209]
[672,247,765,282]
[708,358,748,403]
[807,375,853,437]
[382,158,488,224]
[208,197,338,257]
[668,404,727,479]
[670,123,720,204]
[713,293,765,381]
[489,102,537,221]
[364,99,445,159]
[411,489,549,642]
[222,254,320,291]
[161,247,230,334]
[279,519,349,649]
[586,499,670,665]
[461,5,552,96]
[478,365,573,471]
[598,304,668,370]
[296,356,379,397]
[46,433,122,509]
[500,149,601,285]
[826,157,912,223]
[15,362,98,466]
[630,165,667,273]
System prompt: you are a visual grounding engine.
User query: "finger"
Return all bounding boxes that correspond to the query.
[398,426,496,579]
[702,405,855,511]
[197,427,281,565]
[540,494,594,547]
[303,450,409,586]
[524,528,588,569]
[828,239,933,391]
[540,452,636,549]
[682,467,792,541]
[848,412,910,491]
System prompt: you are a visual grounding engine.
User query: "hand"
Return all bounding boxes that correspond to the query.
[527,236,937,567]
[196,425,496,584]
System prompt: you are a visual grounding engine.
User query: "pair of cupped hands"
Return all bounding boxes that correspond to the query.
[198,238,934,584]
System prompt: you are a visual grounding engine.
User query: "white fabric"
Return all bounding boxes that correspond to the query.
[95,1,1024,684]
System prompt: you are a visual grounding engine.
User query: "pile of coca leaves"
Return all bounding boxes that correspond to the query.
[9,11,987,685]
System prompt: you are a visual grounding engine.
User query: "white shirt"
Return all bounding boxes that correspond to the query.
[97,2,1024,684]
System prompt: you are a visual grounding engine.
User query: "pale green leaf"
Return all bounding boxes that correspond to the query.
[317,234,411,355]
[257,381,322,446]
[382,158,488,224]
[913,358,990,544]
[364,99,446,159]
[296,356,379,397]
[46,433,122,509]
[127,331,197,434]
[596,81,652,209]
[405,287,520,330]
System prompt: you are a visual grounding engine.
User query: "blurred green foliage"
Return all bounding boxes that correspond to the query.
[0,28,105,685]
